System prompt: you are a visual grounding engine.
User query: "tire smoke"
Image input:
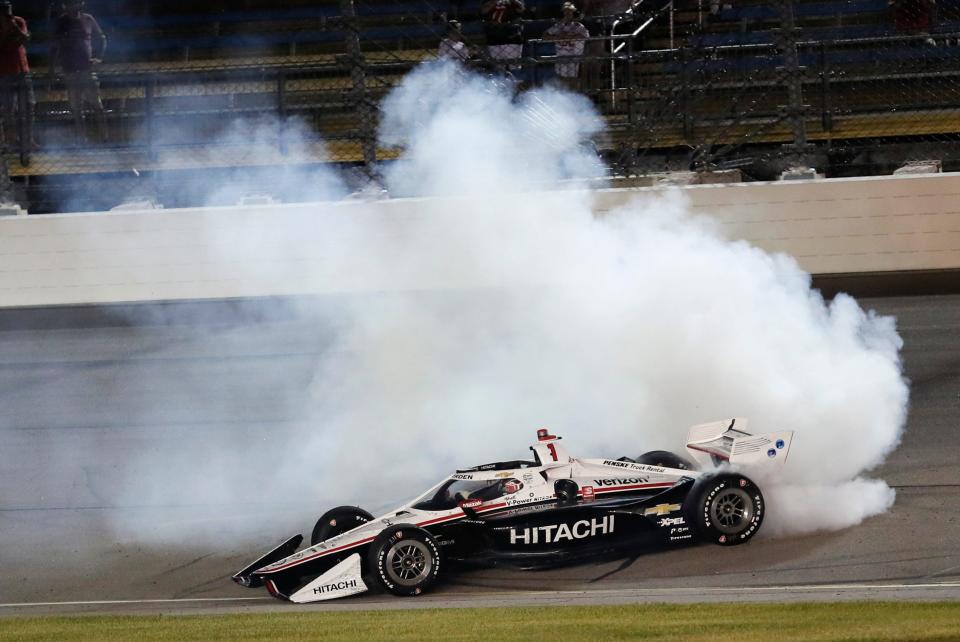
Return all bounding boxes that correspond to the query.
[270,62,909,539]
[16,62,907,550]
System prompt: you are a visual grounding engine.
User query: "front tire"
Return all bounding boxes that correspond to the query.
[367,525,442,597]
[685,473,764,545]
[310,506,374,546]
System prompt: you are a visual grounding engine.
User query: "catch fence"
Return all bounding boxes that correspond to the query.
[4,0,960,211]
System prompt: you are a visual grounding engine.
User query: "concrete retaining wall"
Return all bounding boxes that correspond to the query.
[1,172,958,308]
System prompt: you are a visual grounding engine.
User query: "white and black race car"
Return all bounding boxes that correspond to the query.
[233,418,793,603]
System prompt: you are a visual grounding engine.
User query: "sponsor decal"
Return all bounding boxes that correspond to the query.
[669,526,690,535]
[593,478,648,486]
[313,579,358,595]
[644,503,681,516]
[506,494,544,507]
[504,479,523,494]
[459,498,483,509]
[451,473,473,480]
[509,515,615,545]
[767,448,777,458]
[495,471,515,478]
[776,439,785,449]
[581,486,596,502]
[502,502,551,516]
[601,460,666,474]
[658,516,685,527]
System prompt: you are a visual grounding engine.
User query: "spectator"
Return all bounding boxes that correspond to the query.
[51,0,107,141]
[481,0,525,70]
[0,1,33,151]
[438,20,470,62]
[544,2,590,90]
[890,0,937,44]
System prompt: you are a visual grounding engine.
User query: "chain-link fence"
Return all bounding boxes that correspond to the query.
[4,0,960,211]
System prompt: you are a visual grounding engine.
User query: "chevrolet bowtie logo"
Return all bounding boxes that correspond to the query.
[643,503,681,516]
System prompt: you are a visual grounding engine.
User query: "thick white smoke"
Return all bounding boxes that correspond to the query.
[100,61,908,544]
[269,61,909,538]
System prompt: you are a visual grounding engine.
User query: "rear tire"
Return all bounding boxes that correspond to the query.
[685,473,764,546]
[635,450,697,471]
[367,525,442,597]
[310,506,374,546]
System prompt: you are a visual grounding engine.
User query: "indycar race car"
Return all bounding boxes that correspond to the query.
[233,418,793,603]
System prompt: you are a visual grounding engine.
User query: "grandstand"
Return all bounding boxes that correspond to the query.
[3,0,960,212]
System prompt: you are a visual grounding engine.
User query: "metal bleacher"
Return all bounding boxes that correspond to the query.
[602,0,960,173]
[6,0,960,210]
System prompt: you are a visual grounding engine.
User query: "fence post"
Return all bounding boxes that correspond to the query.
[819,41,833,134]
[668,0,675,49]
[626,37,636,126]
[340,0,377,169]
[680,46,691,140]
[145,77,156,161]
[17,74,30,167]
[278,69,288,155]
[773,0,810,165]
[0,150,15,207]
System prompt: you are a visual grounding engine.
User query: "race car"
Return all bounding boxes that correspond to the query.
[232,418,793,603]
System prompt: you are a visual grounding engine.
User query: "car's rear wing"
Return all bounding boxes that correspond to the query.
[685,418,793,467]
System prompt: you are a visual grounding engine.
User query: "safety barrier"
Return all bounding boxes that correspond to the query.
[0,171,957,308]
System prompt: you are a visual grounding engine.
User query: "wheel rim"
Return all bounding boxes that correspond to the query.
[385,540,432,586]
[709,487,753,534]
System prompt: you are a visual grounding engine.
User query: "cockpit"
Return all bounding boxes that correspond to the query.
[412,477,523,511]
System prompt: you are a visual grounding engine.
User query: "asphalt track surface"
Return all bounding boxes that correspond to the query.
[1,294,959,616]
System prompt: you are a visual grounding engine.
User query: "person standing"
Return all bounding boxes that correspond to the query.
[481,0,525,71]
[544,2,590,91]
[438,19,470,62]
[0,1,34,152]
[51,0,107,142]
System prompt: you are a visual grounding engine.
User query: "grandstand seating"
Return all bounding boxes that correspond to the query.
[5,0,960,210]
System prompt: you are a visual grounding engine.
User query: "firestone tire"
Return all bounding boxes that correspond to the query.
[685,473,764,546]
[635,450,697,471]
[310,506,374,546]
[367,524,442,597]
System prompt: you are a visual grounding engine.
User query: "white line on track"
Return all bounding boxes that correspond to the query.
[593,581,960,593]
[0,597,272,608]
[2,582,959,609]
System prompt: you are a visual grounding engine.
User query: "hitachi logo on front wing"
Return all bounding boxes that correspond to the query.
[509,515,615,544]
[313,579,358,595]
